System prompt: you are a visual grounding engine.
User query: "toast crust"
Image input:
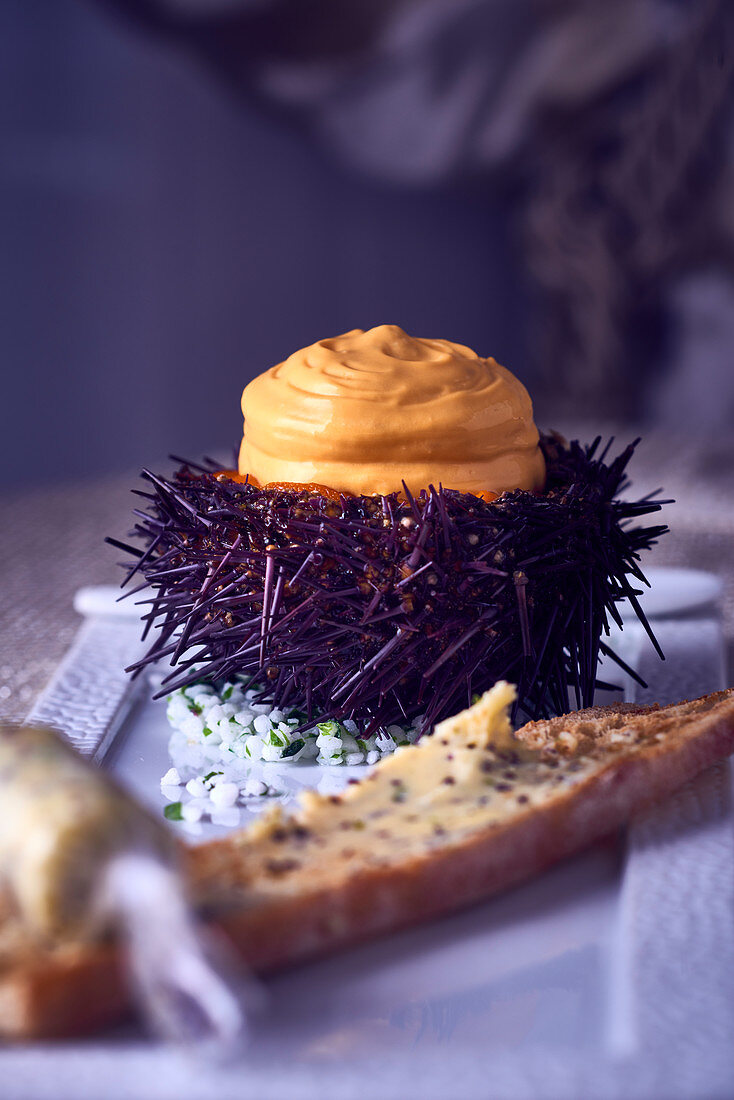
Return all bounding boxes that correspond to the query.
[195,690,734,970]
[1,689,733,1038]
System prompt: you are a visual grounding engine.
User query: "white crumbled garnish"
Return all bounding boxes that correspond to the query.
[161,678,426,829]
[242,778,268,798]
[210,781,239,808]
[185,777,208,799]
[253,714,271,736]
[375,730,396,754]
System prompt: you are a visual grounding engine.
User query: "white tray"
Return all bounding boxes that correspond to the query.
[10,568,732,1100]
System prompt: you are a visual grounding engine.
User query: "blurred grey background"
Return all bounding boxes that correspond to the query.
[1,0,733,489]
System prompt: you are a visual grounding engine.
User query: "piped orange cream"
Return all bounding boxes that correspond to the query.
[238,325,545,498]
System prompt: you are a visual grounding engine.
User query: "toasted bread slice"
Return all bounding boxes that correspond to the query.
[0,687,732,1038]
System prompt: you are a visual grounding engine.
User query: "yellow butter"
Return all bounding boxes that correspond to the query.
[226,683,594,890]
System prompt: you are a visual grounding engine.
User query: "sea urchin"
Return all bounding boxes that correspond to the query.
[110,433,668,732]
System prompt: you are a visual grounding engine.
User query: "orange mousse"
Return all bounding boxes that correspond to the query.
[238,325,545,498]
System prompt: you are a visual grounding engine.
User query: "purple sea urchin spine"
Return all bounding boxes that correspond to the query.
[109,436,670,731]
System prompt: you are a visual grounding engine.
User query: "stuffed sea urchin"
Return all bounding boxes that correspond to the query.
[110,433,668,732]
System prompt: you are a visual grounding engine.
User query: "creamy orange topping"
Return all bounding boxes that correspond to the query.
[238,325,545,497]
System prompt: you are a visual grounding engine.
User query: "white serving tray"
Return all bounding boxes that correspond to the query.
[10,568,732,1100]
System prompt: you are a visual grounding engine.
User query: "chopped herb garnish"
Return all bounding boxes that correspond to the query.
[202,726,212,737]
[164,801,183,821]
[317,719,342,737]
[281,738,305,758]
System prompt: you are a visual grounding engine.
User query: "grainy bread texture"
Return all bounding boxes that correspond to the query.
[0,688,732,1039]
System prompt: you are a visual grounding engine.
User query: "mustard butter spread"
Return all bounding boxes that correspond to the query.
[196,683,596,902]
[238,325,546,497]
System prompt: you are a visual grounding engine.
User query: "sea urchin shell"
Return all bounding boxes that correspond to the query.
[110,434,669,732]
